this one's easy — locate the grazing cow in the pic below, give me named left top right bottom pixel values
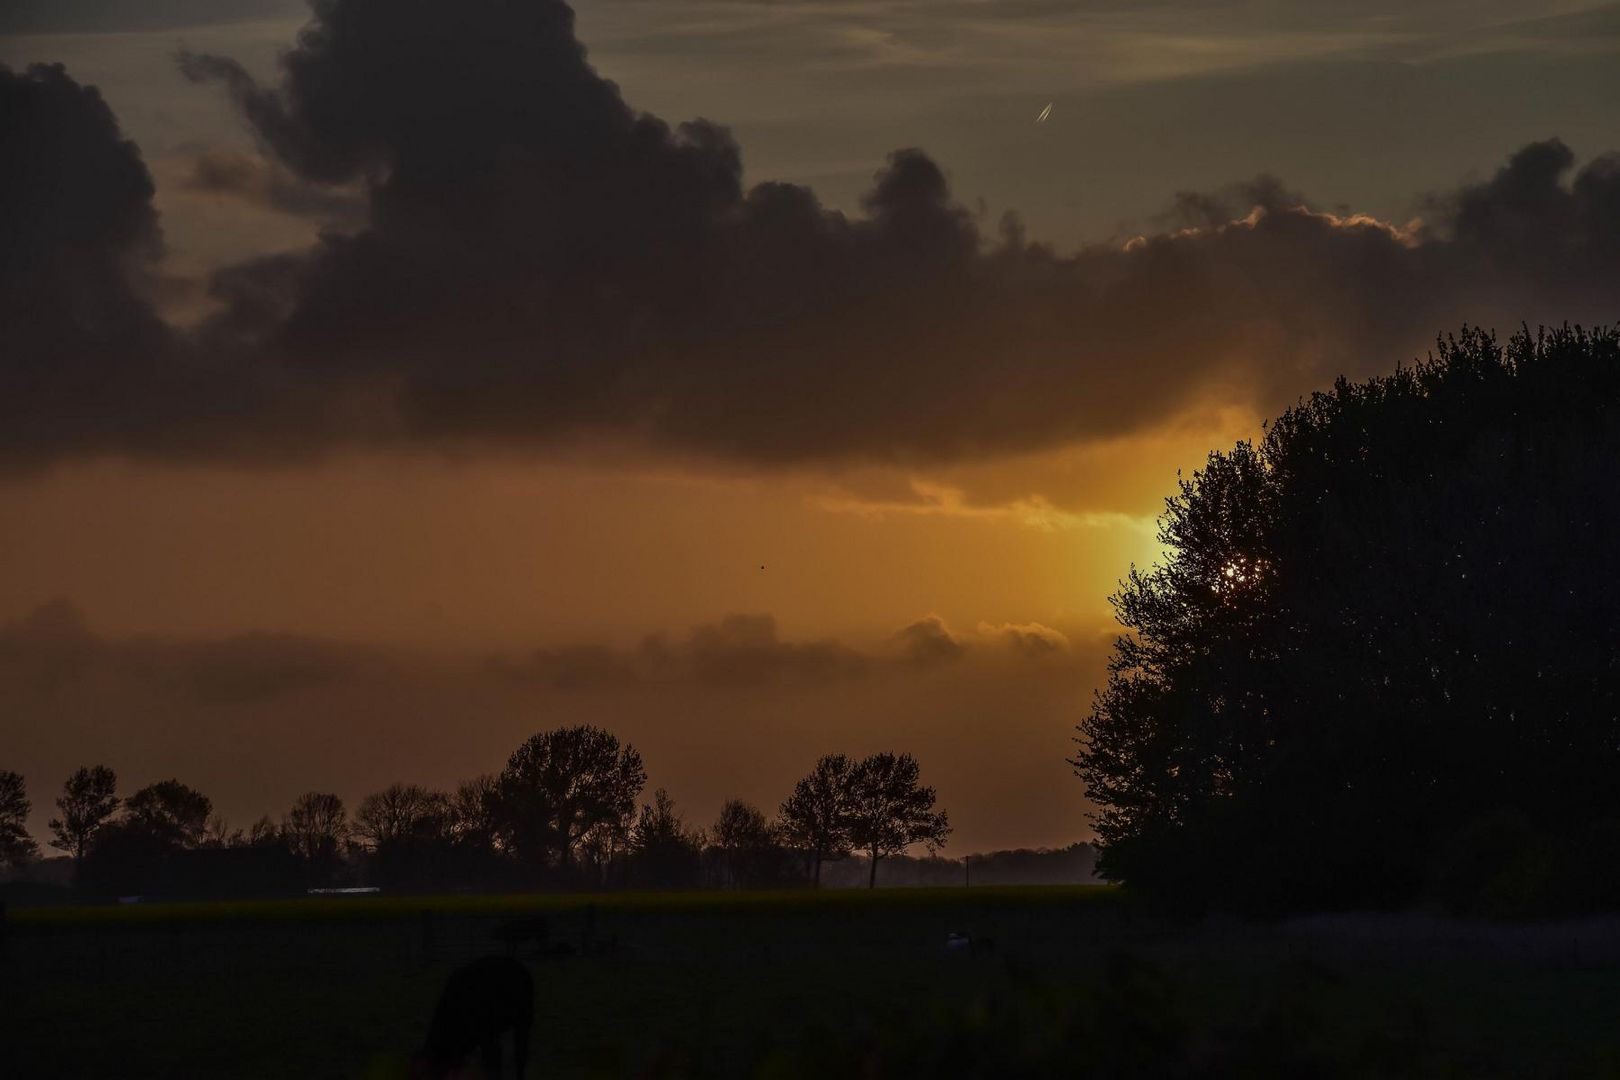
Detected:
left=414, top=955, right=534, bottom=1079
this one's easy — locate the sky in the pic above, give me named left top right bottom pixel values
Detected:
left=3, top=0, right=1619, bottom=853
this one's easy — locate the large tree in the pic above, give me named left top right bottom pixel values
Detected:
left=846, top=753, right=950, bottom=888
left=123, top=779, right=213, bottom=850
left=777, top=753, right=855, bottom=887
left=496, top=726, right=646, bottom=871
left=48, top=765, right=118, bottom=866
left=0, top=771, right=38, bottom=867
left=1074, top=326, right=1620, bottom=913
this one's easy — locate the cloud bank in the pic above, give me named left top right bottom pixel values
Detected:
left=3, top=0, right=1620, bottom=469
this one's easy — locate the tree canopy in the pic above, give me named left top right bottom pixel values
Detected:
left=777, top=753, right=856, bottom=886
left=846, top=752, right=950, bottom=888
left=48, top=765, right=118, bottom=864
left=123, top=779, right=213, bottom=850
left=1074, top=326, right=1620, bottom=913
left=0, top=770, right=37, bottom=867
left=496, top=725, right=646, bottom=872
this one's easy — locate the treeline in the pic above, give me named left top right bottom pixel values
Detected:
left=817, top=843, right=1098, bottom=889
left=0, top=727, right=950, bottom=900
left=1075, top=326, right=1620, bottom=916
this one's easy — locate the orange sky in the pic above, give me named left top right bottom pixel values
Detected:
left=0, top=424, right=1241, bottom=852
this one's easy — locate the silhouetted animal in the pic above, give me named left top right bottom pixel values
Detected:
left=415, top=955, right=533, bottom=1079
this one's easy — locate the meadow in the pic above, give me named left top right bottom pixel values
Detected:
left=6, top=886, right=1620, bottom=1078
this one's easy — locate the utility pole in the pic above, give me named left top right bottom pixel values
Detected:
left=963, top=854, right=971, bottom=887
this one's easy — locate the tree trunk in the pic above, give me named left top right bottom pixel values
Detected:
left=813, top=851, right=822, bottom=890
left=868, top=847, right=878, bottom=889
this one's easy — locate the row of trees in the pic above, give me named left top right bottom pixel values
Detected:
left=0, top=727, right=950, bottom=898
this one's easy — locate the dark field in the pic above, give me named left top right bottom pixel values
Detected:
left=7, top=887, right=1620, bottom=1078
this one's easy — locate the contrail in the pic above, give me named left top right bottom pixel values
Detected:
left=1036, top=102, right=1052, bottom=124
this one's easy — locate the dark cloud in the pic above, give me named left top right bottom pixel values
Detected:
left=1440, top=138, right=1620, bottom=271
left=500, top=614, right=869, bottom=687
left=0, top=63, right=180, bottom=463
left=1159, top=174, right=1313, bottom=231
left=160, top=631, right=362, bottom=702
left=0, top=604, right=1062, bottom=707
left=684, top=614, right=868, bottom=684
left=895, top=615, right=965, bottom=666
left=0, top=598, right=102, bottom=689
left=0, top=601, right=362, bottom=703
left=5, top=3, right=1620, bottom=467
left=493, top=644, right=636, bottom=690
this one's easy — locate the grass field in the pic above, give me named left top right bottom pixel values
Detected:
left=7, top=886, right=1620, bottom=1078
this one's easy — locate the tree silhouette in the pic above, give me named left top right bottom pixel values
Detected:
left=123, top=779, right=213, bottom=849
left=712, top=799, right=775, bottom=888
left=245, top=815, right=283, bottom=849
left=846, top=753, right=950, bottom=888
left=48, top=764, right=118, bottom=867
left=778, top=753, right=855, bottom=887
left=450, top=774, right=501, bottom=849
left=282, top=792, right=349, bottom=873
left=496, top=725, right=646, bottom=873
left=1074, top=325, right=1620, bottom=913
left=0, top=770, right=37, bottom=867
left=355, top=782, right=458, bottom=889
left=630, top=788, right=704, bottom=888
left=355, top=783, right=450, bottom=849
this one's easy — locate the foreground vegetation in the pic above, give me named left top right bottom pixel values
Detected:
left=9, top=886, right=1620, bottom=1078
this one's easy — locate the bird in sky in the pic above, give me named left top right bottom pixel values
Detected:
left=1036, top=102, right=1053, bottom=124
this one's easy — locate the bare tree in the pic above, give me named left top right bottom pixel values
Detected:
left=777, top=754, right=855, bottom=887
left=0, top=770, right=38, bottom=867
left=48, top=765, right=119, bottom=867
left=846, top=753, right=950, bottom=888
left=200, top=814, right=240, bottom=848
left=450, top=774, right=501, bottom=849
left=282, top=791, right=350, bottom=866
left=244, top=815, right=282, bottom=848
left=355, top=783, right=450, bottom=849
